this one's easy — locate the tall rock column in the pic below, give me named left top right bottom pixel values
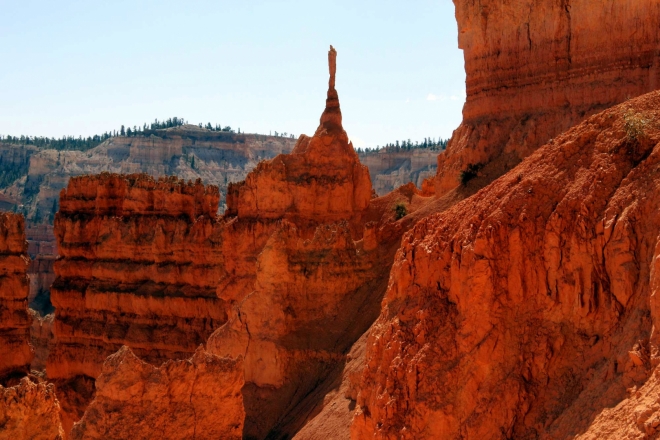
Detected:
left=435, top=0, right=660, bottom=195
left=0, top=212, right=32, bottom=383
left=209, top=46, right=387, bottom=439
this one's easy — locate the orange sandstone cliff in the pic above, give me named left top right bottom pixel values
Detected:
left=0, top=212, right=32, bottom=383
left=434, top=0, right=660, bottom=195
left=48, top=174, right=228, bottom=429
left=352, top=91, right=660, bottom=439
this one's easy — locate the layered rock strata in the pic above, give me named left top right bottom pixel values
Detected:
left=71, top=346, right=244, bottom=440
left=209, top=46, right=375, bottom=439
left=49, top=174, right=227, bottom=381
left=48, top=174, right=228, bottom=431
left=0, top=377, right=64, bottom=439
left=0, top=212, right=32, bottom=383
left=225, top=49, right=371, bottom=226
left=435, top=0, right=660, bottom=195
left=353, top=91, right=660, bottom=439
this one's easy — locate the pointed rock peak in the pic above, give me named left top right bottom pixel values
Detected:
left=328, top=45, right=337, bottom=90
left=321, top=44, right=342, bottom=132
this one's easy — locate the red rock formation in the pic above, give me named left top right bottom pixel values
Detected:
left=226, top=48, right=371, bottom=227
left=0, top=212, right=32, bottom=383
left=207, top=45, right=401, bottom=439
left=71, top=346, right=244, bottom=440
left=352, top=91, right=660, bottom=439
left=434, top=0, right=660, bottom=196
left=0, top=377, right=64, bottom=439
left=30, top=311, right=54, bottom=371
left=48, top=174, right=228, bottom=430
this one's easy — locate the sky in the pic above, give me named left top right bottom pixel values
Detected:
left=0, top=0, right=465, bottom=150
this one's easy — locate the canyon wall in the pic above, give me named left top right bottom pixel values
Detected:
left=353, top=91, right=660, bottom=439
left=0, top=212, right=32, bottom=383
left=435, top=0, right=660, bottom=195
left=48, top=174, right=227, bottom=382
left=48, top=174, right=229, bottom=430
left=0, top=131, right=296, bottom=228
left=360, top=149, right=437, bottom=196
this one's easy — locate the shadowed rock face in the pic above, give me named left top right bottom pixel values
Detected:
left=0, top=212, right=32, bottom=383
left=434, top=0, right=660, bottom=196
left=352, top=91, right=660, bottom=439
left=70, top=346, right=244, bottom=440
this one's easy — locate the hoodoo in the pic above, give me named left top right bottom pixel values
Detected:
left=226, top=45, right=371, bottom=225
left=0, top=213, right=32, bottom=383
left=48, top=173, right=228, bottom=430
left=209, top=45, right=390, bottom=439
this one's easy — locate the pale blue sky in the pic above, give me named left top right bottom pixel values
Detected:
left=0, top=0, right=465, bottom=149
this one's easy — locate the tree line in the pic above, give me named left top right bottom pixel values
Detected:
left=0, top=117, right=241, bottom=151
left=356, top=137, right=448, bottom=154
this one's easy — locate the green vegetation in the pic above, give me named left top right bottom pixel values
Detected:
left=459, top=163, right=484, bottom=186
left=0, top=116, right=241, bottom=151
left=623, top=109, right=651, bottom=141
left=356, top=137, right=448, bottom=155
left=0, top=160, right=29, bottom=189
left=394, top=202, right=408, bottom=219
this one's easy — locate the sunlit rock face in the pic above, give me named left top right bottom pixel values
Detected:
left=434, top=0, right=660, bottom=196
left=70, top=346, right=244, bottom=440
left=0, top=377, right=65, bottom=440
left=353, top=91, right=660, bottom=439
left=0, top=212, right=32, bottom=383
left=47, top=173, right=228, bottom=431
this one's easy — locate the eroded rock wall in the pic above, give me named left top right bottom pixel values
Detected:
left=0, top=212, right=32, bottom=382
left=435, top=0, right=660, bottom=195
left=48, top=174, right=227, bottom=381
left=352, top=91, right=660, bottom=439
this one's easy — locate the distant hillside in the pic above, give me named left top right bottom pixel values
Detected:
left=0, top=125, right=443, bottom=225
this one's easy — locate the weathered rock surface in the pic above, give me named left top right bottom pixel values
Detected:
left=226, top=49, right=371, bottom=226
left=0, top=377, right=64, bottom=440
left=352, top=91, right=660, bottom=439
left=360, top=149, right=437, bottom=197
left=434, top=0, right=660, bottom=196
left=0, top=212, right=32, bottom=383
left=70, top=346, right=244, bottom=440
left=49, top=174, right=227, bottom=381
left=30, top=311, right=54, bottom=372
left=48, top=174, right=228, bottom=431
left=208, top=45, right=399, bottom=439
